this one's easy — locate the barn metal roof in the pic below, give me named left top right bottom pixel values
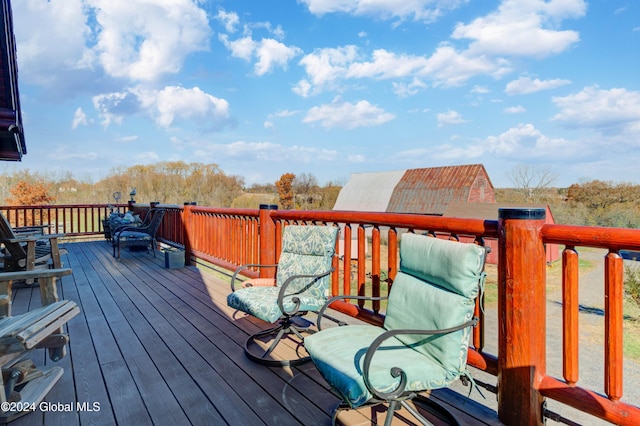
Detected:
left=386, top=164, right=493, bottom=214
left=0, top=0, right=26, bottom=161
left=332, top=170, right=405, bottom=212
left=334, top=164, right=495, bottom=215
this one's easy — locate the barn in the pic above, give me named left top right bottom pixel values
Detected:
left=333, top=164, right=560, bottom=264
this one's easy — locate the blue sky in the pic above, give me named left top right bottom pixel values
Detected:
left=7, top=0, right=640, bottom=188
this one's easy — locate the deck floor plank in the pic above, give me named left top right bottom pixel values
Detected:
left=85, top=243, right=280, bottom=426
left=93, top=243, right=325, bottom=425
left=3, top=240, right=499, bottom=426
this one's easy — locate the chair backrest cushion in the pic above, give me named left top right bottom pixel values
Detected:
left=275, top=226, right=338, bottom=298
left=383, top=233, right=486, bottom=374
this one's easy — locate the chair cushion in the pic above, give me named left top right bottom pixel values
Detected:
left=383, top=271, right=474, bottom=373
left=115, top=231, right=152, bottom=242
left=227, top=286, right=328, bottom=323
left=398, top=233, right=484, bottom=299
left=280, top=226, right=338, bottom=257
left=305, top=325, right=453, bottom=408
left=275, top=226, right=338, bottom=298
left=383, top=234, right=483, bottom=373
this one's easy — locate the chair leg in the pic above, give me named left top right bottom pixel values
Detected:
left=384, top=401, right=400, bottom=426
left=244, top=317, right=312, bottom=367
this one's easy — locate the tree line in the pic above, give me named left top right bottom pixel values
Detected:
left=2, top=162, right=639, bottom=228
left=0, top=162, right=341, bottom=211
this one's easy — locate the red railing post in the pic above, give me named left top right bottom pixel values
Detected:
left=498, top=208, right=546, bottom=426
left=258, top=204, right=278, bottom=278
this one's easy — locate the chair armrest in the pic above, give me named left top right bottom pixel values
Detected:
left=0, top=268, right=72, bottom=283
left=3, top=233, right=65, bottom=243
left=0, top=269, right=73, bottom=316
left=276, top=268, right=334, bottom=316
left=316, top=294, right=388, bottom=330
left=362, top=318, right=479, bottom=401
left=230, top=264, right=278, bottom=291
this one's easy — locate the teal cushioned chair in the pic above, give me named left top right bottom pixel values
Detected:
left=227, top=225, right=338, bottom=366
left=305, top=233, right=487, bottom=425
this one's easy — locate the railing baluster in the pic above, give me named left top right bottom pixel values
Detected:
left=562, top=246, right=579, bottom=386
left=604, top=250, right=623, bottom=402
left=371, top=226, right=380, bottom=313
left=387, top=228, right=397, bottom=294
left=357, top=225, right=366, bottom=308
left=342, top=225, right=352, bottom=298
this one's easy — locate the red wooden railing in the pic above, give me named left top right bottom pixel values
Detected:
left=2, top=202, right=639, bottom=425
left=1, top=203, right=129, bottom=236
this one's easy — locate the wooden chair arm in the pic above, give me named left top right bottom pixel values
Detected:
left=0, top=269, right=73, bottom=316
left=3, top=233, right=65, bottom=243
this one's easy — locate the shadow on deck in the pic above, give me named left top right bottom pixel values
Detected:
left=9, top=240, right=502, bottom=426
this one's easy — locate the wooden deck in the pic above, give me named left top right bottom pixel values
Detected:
left=8, top=240, right=502, bottom=426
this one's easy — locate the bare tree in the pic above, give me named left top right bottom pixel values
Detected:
left=506, top=164, right=557, bottom=203
left=293, top=173, right=320, bottom=209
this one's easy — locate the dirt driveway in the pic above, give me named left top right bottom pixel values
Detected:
left=449, top=247, right=640, bottom=425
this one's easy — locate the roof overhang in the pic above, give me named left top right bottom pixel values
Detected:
left=0, top=0, right=26, bottom=161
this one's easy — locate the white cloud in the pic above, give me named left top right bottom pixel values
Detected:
left=135, top=151, right=160, bottom=163
left=219, top=35, right=257, bottom=60
left=13, top=0, right=95, bottom=94
left=115, top=136, right=139, bottom=143
left=297, top=44, right=510, bottom=96
left=292, top=80, right=313, bottom=98
left=93, top=86, right=231, bottom=130
left=216, top=9, right=240, bottom=33
left=14, top=0, right=210, bottom=86
left=92, top=92, right=134, bottom=127
left=392, top=78, right=428, bottom=97
left=140, top=86, right=231, bottom=129
left=452, top=0, right=586, bottom=58
left=424, top=45, right=511, bottom=86
left=297, top=46, right=359, bottom=94
left=484, top=123, right=577, bottom=158
left=399, top=123, right=578, bottom=164
left=505, top=76, right=571, bottom=95
left=72, top=108, right=89, bottom=129
left=504, top=105, right=526, bottom=114
left=48, top=146, right=99, bottom=161
left=437, top=110, right=467, bottom=126
left=220, top=35, right=302, bottom=75
left=91, top=0, right=210, bottom=81
left=551, top=86, right=640, bottom=136
left=194, top=141, right=338, bottom=164
left=347, top=49, right=430, bottom=79
left=303, top=100, right=395, bottom=129
left=471, top=85, right=490, bottom=94
left=299, top=0, right=466, bottom=23
left=255, top=39, right=302, bottom=75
